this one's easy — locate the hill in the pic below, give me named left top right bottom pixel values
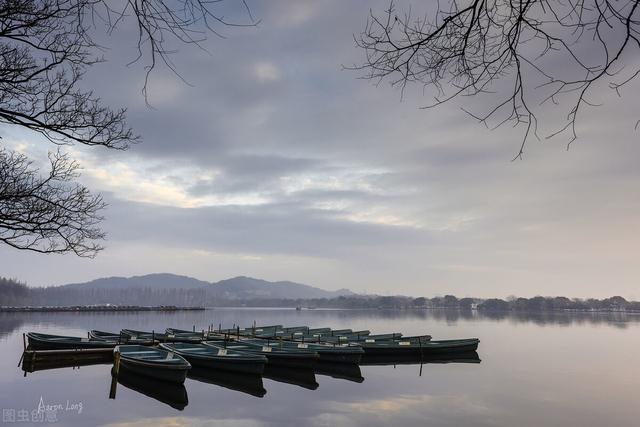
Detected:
left=59, top=273, right=353, bottom=300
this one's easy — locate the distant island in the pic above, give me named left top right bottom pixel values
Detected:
left=1, top=274, right=639, bottom=313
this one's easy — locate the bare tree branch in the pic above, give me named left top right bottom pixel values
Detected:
left=0, top=148, right=105, bottom=257
left=0, top=0, right=255, bottom=255
left=352, top=0, right=640, bottom=158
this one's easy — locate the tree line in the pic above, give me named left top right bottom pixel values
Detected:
left=2, top=277, right=639, bottom=312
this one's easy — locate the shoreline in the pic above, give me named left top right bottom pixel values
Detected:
left=0, top=305, right=205, bottom=312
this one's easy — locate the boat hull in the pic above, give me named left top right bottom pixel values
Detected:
left=361, top=339, right=479, bottom=355
left=26, top=333, right=116, bottom=350
left=118, top=357, right=190, bottom=383
left=181, top=354, right=265, bottom=375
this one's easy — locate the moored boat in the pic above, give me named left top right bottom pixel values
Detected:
left=121, top=329, right=202, bottom=343
left=286, top=332, right=411, bottom=344
left=114, top=345, right=191, bottom=383
left=360, top=338, right=479, bottom=355
left=208, top=339, right=319, bottom=369
left=160, top=342, right=267, bottom=375
left=165, top=328, right=208, bottom=339
left=90, top=330, right=157, bottom=345
left=26, top=332, right=118, bottom=350
left=241, top=338, right=364, bottom=364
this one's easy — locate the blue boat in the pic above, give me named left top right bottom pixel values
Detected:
left=160, top=342, right=267, bottom=374
left=114, top=345, right=191, bottom=383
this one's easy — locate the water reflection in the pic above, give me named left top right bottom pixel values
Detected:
left=315, top=361, right=364, bottom=383
left=21, top=353, right=112, bottom=374
left=263, top=365, right=319, bottom=390
left=113, top=366, right=189, bottom=410
left=18, top=348, right=479, bottom=412
left=187, top=367, right=266, bottom=398
left=3, top=309, right=639, bottom=427
left=360, top=351, right=481, bottom=366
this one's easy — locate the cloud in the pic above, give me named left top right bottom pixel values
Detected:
left=3, top=0, right=640, bottom=298
left=252, top=62, right=281, bottom=82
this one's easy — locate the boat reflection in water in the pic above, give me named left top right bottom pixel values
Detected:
left=112, top=365, right=189, bottom=410
left=188, top=366, right=266, bottom=398
left=18, top=346, right=480, bottom=411
left=314, top=361, right=364, bottom=383
left=360, top=351, right=481, bottom=367
left=20, top=350, right=112, bottom=374
left=262, top=364, right=319, bottom=390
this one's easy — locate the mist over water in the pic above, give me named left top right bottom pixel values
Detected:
left=1, top=308, right=639, bottom=426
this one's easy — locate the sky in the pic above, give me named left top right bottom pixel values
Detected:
left=1, top=0, right=639, bottom=298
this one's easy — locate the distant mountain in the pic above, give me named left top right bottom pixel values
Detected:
left=63, top=273, right=211, bottom=290
left=60, top=273, right=353, bottom=300
left=211, top=276, right=353, bottom=300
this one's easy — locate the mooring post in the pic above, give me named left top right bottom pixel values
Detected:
left=109, top=352, right=120, bottom=400
left=113, top=351, right=121, bottom=376
left=193, top=325, right=195, bottom=332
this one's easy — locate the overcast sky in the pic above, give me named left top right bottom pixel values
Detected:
left=1, top=1, right=639, bottom=298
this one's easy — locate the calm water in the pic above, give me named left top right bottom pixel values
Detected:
left=1, top=308, right=639, bottom=426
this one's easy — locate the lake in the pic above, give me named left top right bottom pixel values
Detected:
left=1, top=308, right=639, bottom=426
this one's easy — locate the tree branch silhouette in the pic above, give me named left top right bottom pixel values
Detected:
left=352, top=0, right=640, bottom=158
left=0, top=0, right=254, bottom=256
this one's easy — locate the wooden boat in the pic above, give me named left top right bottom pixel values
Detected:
left=242, top=326, right=312, bottom=338
left=360, top=338, right=479, bottom=355
left=114, top=345, right=191, bottom=383
left=114, top=366, right=189, bottom=410
left=241, top=338, right=364, bottom=364
left=208, top=339, right=319, bottom=369
left=26, top=332, right=117, bottom=350
left=356, top=334, right=430, bottom=343
left=121, top=329, right=202, bottom=343
left=160, top=342, right=267, bottom=375
left=220, top=325, right=282, bottom=335
left=280, top=326, right=311, bottom=332
left=165, top=328, right=208, bottom=339
left=188, top=367, right=266, bottom=398
left=89, top=330, right=121, bottom=340
left=90, top=330, right=157, bottom=345
left=286, top=332, right=410, bottom=344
